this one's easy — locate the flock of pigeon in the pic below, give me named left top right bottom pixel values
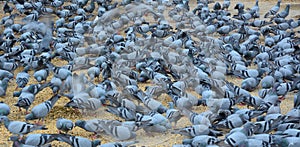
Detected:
left=0, top=0, right=300, bottom=146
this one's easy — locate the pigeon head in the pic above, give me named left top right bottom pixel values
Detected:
left=0, top=116, right=9, bottom=126
left=65, top=122, right=74, bottom=130
left=36, top=76, right=43, bottom=82
left=25, top=113, right=35, bottom=121
left=92, top=140, right=101, bottom=147
left=75, top=120, right=86, bottom=128
left=64, top=100, right=78, bottom=108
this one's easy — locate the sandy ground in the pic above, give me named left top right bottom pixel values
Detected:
left=0, top=0, right=299, bottom=146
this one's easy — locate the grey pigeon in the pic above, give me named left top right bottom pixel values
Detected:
left=222, top=0, right=230, bottom=10
left=273, top=137, right=300, bottom=147
left=182, top=135, right=221, bottom=147
left=106, top=105, right=136, bottom=121
left=56, top=118, right=74, bottom=134
left=98, top=120, right=136, bottom=141
left=18, top=134, right=56, bottom=146
left=271, top=4, right=290, bottom=20
left=241, top=77, right=260, bottom=91
left=0, top=116, right=47, bottom=137
left=14, top=92, right=35, bottom=114
left=16, top=69, right=30, bottom=89
left=100, top=140, right=139, bottom=147
left=0, top=69, right=14, bottom=80
left=75, top=119, right=105, bottom=135
left=33, top=69, right=49, bottom=83
left=225, top=122, right=255, bottom=146
left=56, top=134, right=101, bottom=147
left=238, top=139, right=271, bottom=147
left=215, top=113, right=249, bottom=129
left=171, top=124, right=222, bottom=137
left=0, top=101, right=10, bottom=116
left=264, top=0, right=281, bottom=18
left=138, top=111, right=172, bottom=134
left=261, top=75, right=275, bottom=89
left=9, top=135, right=51, bottom=147
left=166, top=102, right=182, bottom=128
left=25, top=94, right=61, bottom=123
left=49, top=77, right=63, bottom=94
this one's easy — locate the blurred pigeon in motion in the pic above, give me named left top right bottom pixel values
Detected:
left=56, top=118, right=74, bottom=134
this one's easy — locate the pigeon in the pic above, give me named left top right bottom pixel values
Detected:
left=33, top=69, right=49, bottom=83
left=215, top=113, right=249, bottom=129
left=222, top=0, right=230, bottom=10
left=14, top=92, right=35, bottom=114
left=138, top=111, right=172, bottom=134
left=272, top=4, right=290, bottom=20
left=0, top=69, right=14, bottom=80
left=3, top=1, right=13, bottom=14
left=56, top=118, right=74, bottom=134
left=182, top=135, right=221, bottom=147
left=56, top=134, right=101, bottom=147
left=273, top=136, right=300, bottom=147
left=25, top=94, right=61, bottom=124
left=261, top=75, right=275, bottom=89
left=264, top=0, right=281, bottom=18
left=98, top=120, right=136, bottom=141
left=241, top=77, right=260, bottom=91
left=106, top=105, right=136, bottom=121
left=9, top=135, right=52, bottom=147
left=0, top=102, right=10, bottom=116
left=49, top=77, right=63, bottom=94
left=52, top=66, right=72, bottom=81
left=224, top=122, right=255, bottom=146
left=16, top=69, right=30, bottom=89
left=99, top=140, right=139, bottom=147
left=16, top=134, right=56, bottom=146
left=0, top=116, right=47, bottom=137
left=238, top=139, right=271, bottom=147
left=87, top=66, right=101, bottom=82
left=166, top=102, right=182, bottom=128
left=171, top=124, right=222, bottom=137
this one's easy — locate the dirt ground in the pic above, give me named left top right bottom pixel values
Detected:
left=0, top=0, right=299, bottom=146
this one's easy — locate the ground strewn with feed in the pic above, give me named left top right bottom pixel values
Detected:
left=0, top=0, right=299, bottom=147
